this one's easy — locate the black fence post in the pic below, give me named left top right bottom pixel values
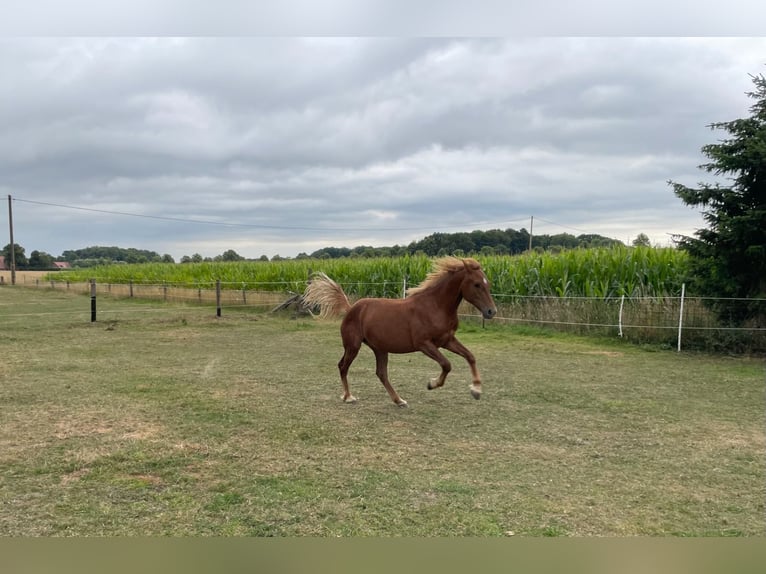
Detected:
left=216, top=280, right=222, bottom=317
left=90, top=279, right=96, bottom=322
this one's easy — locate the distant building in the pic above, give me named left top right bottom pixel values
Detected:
left=0, top=255, right=6, bottom=270
left=53, top=261, right=71, bottom=269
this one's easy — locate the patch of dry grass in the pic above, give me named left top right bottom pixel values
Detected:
left=0, top=286, right=763, bottom=536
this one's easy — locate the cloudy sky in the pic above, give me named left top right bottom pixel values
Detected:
left=1, top=35, right=764, bottom=259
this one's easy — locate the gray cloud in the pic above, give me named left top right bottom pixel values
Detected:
left=1, top=37, right=764, bottom=258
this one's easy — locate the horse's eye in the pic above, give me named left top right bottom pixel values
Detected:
left=474, top=283, right=481, bottom=288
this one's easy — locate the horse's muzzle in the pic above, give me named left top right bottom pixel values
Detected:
left=482, top=307, right=497, bottom=320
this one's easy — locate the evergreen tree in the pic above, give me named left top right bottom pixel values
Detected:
left=669, top=73, right=766, bottom=325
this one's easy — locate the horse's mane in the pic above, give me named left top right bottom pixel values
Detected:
left=407, top=257, right=480, bottom=296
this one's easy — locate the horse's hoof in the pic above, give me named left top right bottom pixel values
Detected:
left=470, top=385, right=482, bottom=400
left=427, top=377, right=439, bottom=390
left=396, top=400, right=409, bottom=408
left=342, top=395, right=358, bottom=404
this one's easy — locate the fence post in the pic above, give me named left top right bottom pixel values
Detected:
left=618, top=295, right=625, bottom=337
left=216, top=280, right=222, bottom=317
left=242, top=282, right=247, bottom=305
left=90, top=279, right=96, bottom=322
left=129, top=280, right=134, bottom=298
left=677, top=283, right=686, bottom=352
left=402, top=275, right=408, bottom=298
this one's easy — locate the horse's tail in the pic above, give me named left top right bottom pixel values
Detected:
left=303, top=272, right=352, bottom=318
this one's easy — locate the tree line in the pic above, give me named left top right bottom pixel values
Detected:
left=0, top=245, right=177, bottom=269
left=2, top=229, right=624, bottom=270
left=304, top=229, right=623, bottom=259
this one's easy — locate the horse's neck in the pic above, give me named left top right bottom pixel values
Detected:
left=428, top=271, right=463, bottom=313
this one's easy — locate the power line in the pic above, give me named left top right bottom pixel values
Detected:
left=14, top=197, right=316, bottom=230
left=532, top=216, right=594, bottom=235
left=13, top=196, right=531, bottom=234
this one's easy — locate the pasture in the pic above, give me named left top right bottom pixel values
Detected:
left=0, top=287, right=763, bottom=536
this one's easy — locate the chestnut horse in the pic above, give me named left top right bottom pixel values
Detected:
left=302, top=257, right=497, bottom=407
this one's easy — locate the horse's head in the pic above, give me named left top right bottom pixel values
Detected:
left=460, top=259, right=497, bottom=320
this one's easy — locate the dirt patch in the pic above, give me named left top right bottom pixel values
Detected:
left=54, top=412, right=163, bottom=442
left=125, top=474, right=164, bottom=486
left=60, top=467, right=92, bottom=485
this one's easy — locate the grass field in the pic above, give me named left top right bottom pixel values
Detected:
left=1, top=287, right=764, bottom=536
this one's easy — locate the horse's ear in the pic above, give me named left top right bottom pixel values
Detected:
left=462, top=258, right=478, bottom=272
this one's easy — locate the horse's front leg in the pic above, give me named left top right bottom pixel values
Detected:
left=443, top=337, right=483, bottom=400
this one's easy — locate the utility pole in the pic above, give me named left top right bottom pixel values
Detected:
left=528, top=215, right=533, bottom=252
left=7, top=194, right=15, bottom=285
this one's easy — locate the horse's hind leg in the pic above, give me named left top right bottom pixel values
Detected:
left=338, top=321, right=363, bottom=403
left=373, top=349, right=408, bottom=407
left=338, top=344, right=360, bottom=403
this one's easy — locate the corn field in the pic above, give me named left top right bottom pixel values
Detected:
left=482, top=245, right=688, bottom=298
left=49, top=246, right=689, bottom=299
